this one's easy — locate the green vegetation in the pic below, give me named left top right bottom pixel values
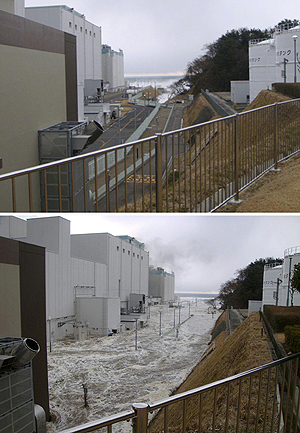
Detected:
left=264, top=305, right=300, bottom=332
left=217, top=258, right=283, bottom=309
left=285, top=325, right=300, bottom=353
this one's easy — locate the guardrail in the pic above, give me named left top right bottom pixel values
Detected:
left=58, top=353, right=300, bottom=433
left=1, top=99, right=299, bottom=212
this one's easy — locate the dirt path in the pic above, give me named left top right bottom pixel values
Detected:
left=216, top=152, right=300, bottom=212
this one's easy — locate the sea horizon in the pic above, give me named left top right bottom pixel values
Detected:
left=176, top=292, right=218, bottom=299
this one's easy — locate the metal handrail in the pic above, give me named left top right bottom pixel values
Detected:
left=57, top=353, right=300, bottom=433
left=59, top=409, right=135, bottom=433
left=1, top=98, right=300, bottom=212
left=0, top=136, right=157, bottom=181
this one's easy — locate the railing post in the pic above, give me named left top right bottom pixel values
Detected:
left=274, top=103, right=279, bottom=170
left=155, top=134, right=163, bottom=212
left=234, top=114, right=240, bottom=202
left=132, top=403, right=148, bottom=433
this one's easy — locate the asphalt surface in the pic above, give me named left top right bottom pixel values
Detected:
left=83, top=104, right=154, bottom=153
left=93, top=104, right=186, bottom=212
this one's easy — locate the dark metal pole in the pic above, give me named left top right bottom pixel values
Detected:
left=287, top=257, right=292, bottom=306
left=159, top=311, right=162, bottom=336
left=135, top=318, right=138, bottom=350
left=48, top=317, right=52, bottom=353
left=276, top=278, right=282, bottom=306
left=107, top=171, right=111, bottom=212
left=293, top=36, right=298, bottom=83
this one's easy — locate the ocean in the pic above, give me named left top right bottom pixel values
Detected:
left=125, top=74, right=184, bottom=90
left=177, top=292, right=218, bottom=300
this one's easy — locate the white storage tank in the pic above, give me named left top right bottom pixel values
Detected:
left=249, top=38, right=276, bottom=102
left=262, top=263, right=283, bottom=307
left=275, top=26, right=300, bottom=83
left=282, top=246, right=300, bottom=306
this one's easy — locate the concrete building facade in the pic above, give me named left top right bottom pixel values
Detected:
left=0, top=5, right=78, bottom=212
left=249, top=24, right=300, bottom=102
left=0, top=235, right=50, bottom=419
left=149, top=266, right=175, bottom=303
left=25, top=5, right=102, bottom=121
left=0, top=216, right=150, bottom=340
left=102, top=44, right=125, bottom=90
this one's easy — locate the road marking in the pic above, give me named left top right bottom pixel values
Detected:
left=126, top=174, right=156, bottom=183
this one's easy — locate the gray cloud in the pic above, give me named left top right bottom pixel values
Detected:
left=25, top=0, right=299, bottom=74
left=63, top=214, right=300, bottom=294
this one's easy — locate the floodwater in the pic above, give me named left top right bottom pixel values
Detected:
left=47, top=299, right=219, bottom=432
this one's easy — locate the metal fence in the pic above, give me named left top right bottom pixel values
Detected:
left=1, top=99, right=299, bottom=212
left=58, top=353, right=300, bottom=433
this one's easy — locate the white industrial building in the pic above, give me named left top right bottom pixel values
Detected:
left=249, top=24, right=300, bottom=102
left=25, top=4, right=102, bottom=121
left=102, top=44, right=125, bottom=91
left=149, top=266, right=175, bottom=303
left=262, top=247, right=300, bottom=307
left=0, top=216, right=150, bottom=340
left=249, top=245, right=300, bottom=313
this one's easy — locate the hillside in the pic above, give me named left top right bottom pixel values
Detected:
left=149, top=312, right=273, bottom=432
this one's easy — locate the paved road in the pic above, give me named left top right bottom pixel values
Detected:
left=229, top=309, right=247, bottom=333
left=83, top=104, right=153, bottom=154
left=93, top=104, right=186, bottom=211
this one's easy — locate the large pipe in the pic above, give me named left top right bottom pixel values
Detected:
left=12, top=338, right=40, bottom=368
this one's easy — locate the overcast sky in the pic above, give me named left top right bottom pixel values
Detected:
left=25, top=0, right=299, bottom=75
left=25, top=213, right=300, bottom=295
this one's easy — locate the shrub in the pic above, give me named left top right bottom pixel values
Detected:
left=272, top=83, right=300, bottom=99
left=264, top=305, right=300, bottom=332
left=285, top=325, right=300, bottom=353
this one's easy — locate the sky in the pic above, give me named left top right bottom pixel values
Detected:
left=23, top=213, right=300, bottom=295
left=24, top=0, right=299, bottom=75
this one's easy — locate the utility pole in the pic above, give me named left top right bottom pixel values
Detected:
left=135, top=318, right=138, bottom=350
left=159, top=311, right=162, bottom=336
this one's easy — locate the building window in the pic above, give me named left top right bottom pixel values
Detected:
left=94, top=33, right=96, bottom=37
left=75, top=24, right=77, bottom=30
left=90, top=30, right=92, bottom=36
left=128, top=251, right=130, bottom=255
left=85, top=29, right=87, bottom=34
left=69, top=22, right=72, bottom=28
left=133, top=253, right=135, bottom=257
left=137, top=254, right=139, bottom=259
left=123, top=248, right=125, bottom=253
left=80, top=27, right=83, bottom=32
left=141, top=256, right=143, bottom=260
left=117, top=246, right=119, bottom=251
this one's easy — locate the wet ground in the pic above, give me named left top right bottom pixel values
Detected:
left=47, top=300, right=219, bottom=432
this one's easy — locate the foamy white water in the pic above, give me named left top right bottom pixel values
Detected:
left=47, top=299, right=219, bottom=432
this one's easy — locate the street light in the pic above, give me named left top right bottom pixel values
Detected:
left=292, top=34, right=298, bottom=83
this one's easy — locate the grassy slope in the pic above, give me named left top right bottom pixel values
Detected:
left=149, top=312, right=273, bottom=432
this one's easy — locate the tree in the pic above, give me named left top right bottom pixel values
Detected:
left=183, top=27, right=271, bottom=93
left=217, top=257, right=283, bottom=309
left=290, top=263, right=300, bottom=306
left=205, top=298, right=218, bottom=310
left=275, top=19, right=300, bottom=31
left=181, top=20, right=299, bottom=94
